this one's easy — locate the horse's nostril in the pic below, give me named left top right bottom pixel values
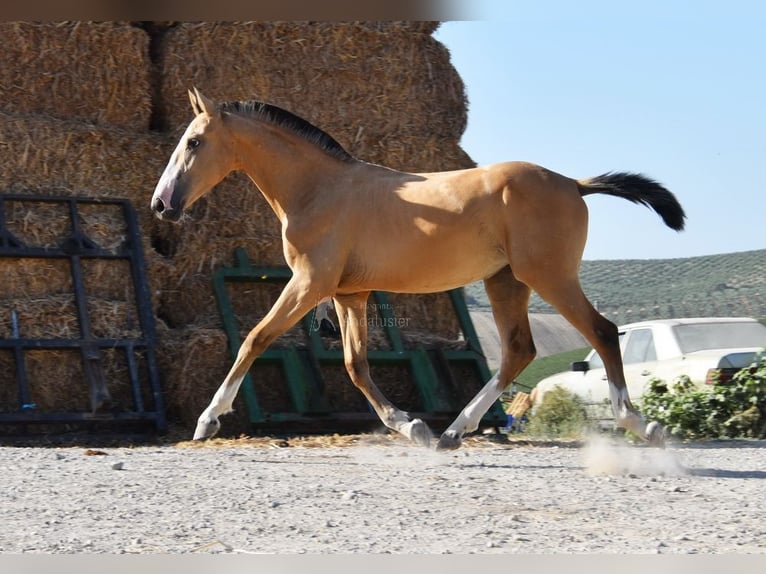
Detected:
left=152, top=197, right=166, bottom=213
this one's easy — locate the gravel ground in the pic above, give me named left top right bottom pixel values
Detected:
left=1, top=434, right=764, bottom=554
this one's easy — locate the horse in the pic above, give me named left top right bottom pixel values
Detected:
left=152, top=88, right=685, bottom=450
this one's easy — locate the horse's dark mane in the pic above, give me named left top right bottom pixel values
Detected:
left=218, top=100, right=354, bottom=162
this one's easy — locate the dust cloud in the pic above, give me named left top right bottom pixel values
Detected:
left=581, top=434, right=686, bottom=476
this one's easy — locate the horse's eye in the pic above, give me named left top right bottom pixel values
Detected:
left=187, top=138, right=200, bottom=150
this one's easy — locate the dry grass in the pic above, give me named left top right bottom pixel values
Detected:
left=171, top=430, right=526, bottom=450
left=157, top=22, right=470, bottom=171
left=0, top=22, right=152, bottom=130
left=0, top=112, right=169, bottom=199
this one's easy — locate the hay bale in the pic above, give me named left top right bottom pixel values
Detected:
left=157, top=22, right=470, bottom=171
left=0, top=112, right=174, bottom=313
left=0, top=294, right=79, bottom=339
left=0, top=22, right=152, bottom=130
left=358, top=136, right=474, bottom=173
left=82, top=259, right=142, bottom=339
left=0, top=348, right=147, bottom=416
left=388, top=291, right=464, bottom=345
left=22, top=350, right=89, bottom=413
left=446, top=362, right=489, bottom=406
left=0, top=294, right=140, bottom=340
left=1, top=197, right=131, bottom=252
left=0, top=256, right=142, bottom=340
left=354, top=22, right=441, bottom=35
left=0, top=351, right=17, bottom=413
left=78, top=202, right=131, bottom=251
left=155, top=326, right=251, bottom=435
left=0, top=112, right=169, bottom=200
left=1, top=200, right=72, bottom=249
left=81, top=258, right=136, bottom=301
left=0, top=257, right=73, bottom=298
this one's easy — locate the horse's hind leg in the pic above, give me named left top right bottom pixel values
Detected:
left=530, top=275, right=665, bottom=446
left=333, top=292, right=432, bottom=447
left=437, top=267, right=536, bottom=451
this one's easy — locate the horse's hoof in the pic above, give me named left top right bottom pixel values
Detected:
left=645, top=421, right=666, bottom=448
left=193, top=418, right=220, bottom=441
left=402, top=418, right=433, bottom=447
left=436, top=430, right=462, bottom=451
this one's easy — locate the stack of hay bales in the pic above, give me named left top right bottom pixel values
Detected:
left=0, top=21, right=476, bottom=434
left=0, top=22, right=152, bottom=129
left=0, top=22, right=163, bottom=419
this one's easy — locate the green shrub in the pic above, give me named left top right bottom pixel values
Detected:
left=527, top=385, right=588, bottom=439
left=641, top=355, right=766, bottom=440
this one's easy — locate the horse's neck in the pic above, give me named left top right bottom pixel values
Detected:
left=232, top=119, right=351, bottom=222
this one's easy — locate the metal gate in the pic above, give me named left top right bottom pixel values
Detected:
left=0, top=194, right=166, bottom=433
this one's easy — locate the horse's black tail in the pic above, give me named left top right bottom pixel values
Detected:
left=577, top=171, right=686, bottom=231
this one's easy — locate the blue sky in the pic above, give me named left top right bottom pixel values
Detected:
left=434, top=1, right=765, bottom=260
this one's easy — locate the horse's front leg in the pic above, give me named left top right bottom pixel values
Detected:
left=333, top=292, right=432, bottom=447
left=193, top=275, right=323, bottom=440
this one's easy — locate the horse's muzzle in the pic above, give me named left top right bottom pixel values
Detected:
left=151, top=196, right=182, bottom=222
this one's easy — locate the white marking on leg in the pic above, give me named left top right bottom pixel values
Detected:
left=608, top=381, right=645, bottom=436
left=608, top=381, right=627, bottom=418
left=368, top=404, right=409, bottom=433
left=366, top=405, right=431, bottom=446
left=209, top=374, right=245, bottom=417
left=193, top=374, right=246, bottom=440
left=445, top=372, right=503, bottom=436
left=382, top=407, right=420, bottom=435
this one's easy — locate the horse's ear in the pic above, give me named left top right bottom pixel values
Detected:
left=194, top=88, right=215, bottom=116
left=189, top=87, right=217, bottom=116
left=188, top=88, right=204, bottom=116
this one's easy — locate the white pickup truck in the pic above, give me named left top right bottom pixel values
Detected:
left=531, top=317, right=766, bottom=420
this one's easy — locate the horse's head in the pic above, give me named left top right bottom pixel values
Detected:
left=151, top=87, right=235, bottom=222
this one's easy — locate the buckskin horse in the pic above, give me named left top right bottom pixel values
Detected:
left=152, top=88, right=685, bottom=449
